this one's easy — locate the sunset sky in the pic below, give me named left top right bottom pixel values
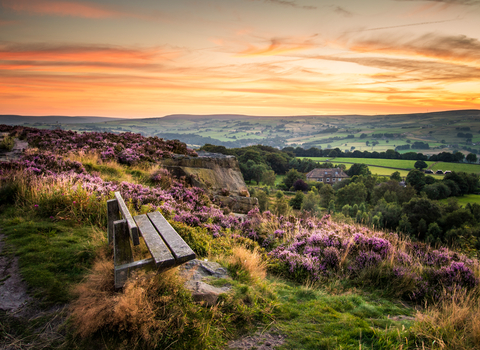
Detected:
left=1, top=0, right=479, bottom=117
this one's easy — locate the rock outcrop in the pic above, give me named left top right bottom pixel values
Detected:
left=178, top=259, right=231, bottom=306
left=160, top=151, right=258, bottom=213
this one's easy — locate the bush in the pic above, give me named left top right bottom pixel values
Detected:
left=0, top=135, right=15, bottom=151
left=293, top=179, right=309, bottom=191
left=289, top=191, right=304, bottom=210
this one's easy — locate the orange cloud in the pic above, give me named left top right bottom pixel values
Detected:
left=338, top=32, right=480, bottom=65
left=1, top=0, right=138, bottom=19
left=237, top=37, right=317, bottom=57
left=0, top=43, right=180, bottom=71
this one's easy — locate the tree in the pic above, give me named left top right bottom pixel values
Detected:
left=282, top=169, right=306, bottom=189
left=336, top=182, right=367, bottom=207
left=346, top=163, right=371, bottom=177
left=274, top=191, right=289, bottom=216
left=454, top=151, right=465, bottom=162
left=266, top=153, right=289, bottom=174
left=444, top=171, right=470, bottom=195
left=256, top=190, right=269, bottom=212
left=301, top=190, right=320, bottom=213
left=262, top=170, right=276, bottom=187
left=319, top=185, right=335, bottom=208
left=402, top=197, right=441, bottom=239
left=390, top=171, right=402, bottom=182
left=373, top=199, right=402, bottom=230
left=424, top=182, right=451, bottom=200
left=414, top=160, right=428, bottom=170
left=238, top=150, right=264, bottom=165
left=406, top=169, right=426, bottom=193
left=293, top=179, right=309, bottom=191
left=342, top=204, right=351, bottom=217
left=466, top=153, right=478, bottom=163
left=289, top=191, right=304, bottom=210
left=426, top=222, right=442, bottom=244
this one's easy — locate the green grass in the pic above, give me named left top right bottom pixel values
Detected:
left=272, top=279, right=415, bottom=350
left=430, top=162, right=480, bottom=174
left=439, top=194, right=480, bottom=207
left=0, top=207, right=104, bottom=304
left=276, top=174, right=286, bottom=185
left=301, top=157, right=435, bottom=169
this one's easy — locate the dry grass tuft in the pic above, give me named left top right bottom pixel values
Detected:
left=70, top=250, right=198, bottom=348
left=227, top=247, right=267, bottom=283
left=413, top=288, right=480, bottom=349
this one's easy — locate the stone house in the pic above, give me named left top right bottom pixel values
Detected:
left=306, top=168, right=349, bottom=184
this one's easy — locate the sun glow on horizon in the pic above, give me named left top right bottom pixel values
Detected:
left=0, top=0, right=479, bottom=117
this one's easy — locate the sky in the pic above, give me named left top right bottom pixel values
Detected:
left=1, top=0, right=480, bottom=117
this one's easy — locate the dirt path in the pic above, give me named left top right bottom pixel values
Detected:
left=0, top=138, right=28, bottom=162
left=226, top=328, right=286, bottom=350
left=0, top=233, right=66, bottom=349
left=0, top=233, right=31, bottom=311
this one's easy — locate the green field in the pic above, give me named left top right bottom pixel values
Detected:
left=301, top=157, right=436, bottom=169
left=302, top=157, right=480, bottom=174
left=440, top=194, right=480, bottom=207
left=430, top=162, right=480, bottom=174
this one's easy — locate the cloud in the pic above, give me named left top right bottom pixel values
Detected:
left=0, top=0, right=152, bottom=19
left=0, top=19, right=16, bottom=26
left=342, top=18, right=460, bottom=33
left=236, top=36, right=318, bottom=56
left=394, top=0, right=479, bottom=5
left=314, top=55, right=480, bottom=83
left=331, top=6, right=353, bottom=17
left=249, top=0, right=316, bottom=10
left=0, top=42, right=183, bottom=73
left=344, top=32, right=480, bottom=64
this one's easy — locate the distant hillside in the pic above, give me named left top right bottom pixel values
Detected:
left=2, top=109, right=480, bottom=154
left=0, top=115, right=120, bottom=125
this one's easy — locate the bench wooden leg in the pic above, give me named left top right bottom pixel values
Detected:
left=114, top=219, right=133, bottom=289
left=107, top=199, right=120, bottom=244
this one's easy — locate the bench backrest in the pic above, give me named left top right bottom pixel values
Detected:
left=107, top=191, right=139, bottom=245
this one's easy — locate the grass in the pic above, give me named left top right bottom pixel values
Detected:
left=412, top=289, right=480, bottom=349
left=0, top=206, right=105, bottom=304
left=270, top=279, right=416, bottom=350
left=439, top=194, right=480, bottom=207
left=430, top=162, right=480, bottom=174
left=301, top=157, right=434, bottom=169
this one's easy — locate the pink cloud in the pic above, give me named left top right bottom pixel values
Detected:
left=2, top=0, right=140, bottom=19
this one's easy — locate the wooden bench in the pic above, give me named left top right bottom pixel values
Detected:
left=107, top=192, right=196, bottom=289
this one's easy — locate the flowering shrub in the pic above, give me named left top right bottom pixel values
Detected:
left=1, top=151, right=86, bottom=175
left=0, top=125, right=197, bottom=164
left=267, top=216, right=478, bottom=302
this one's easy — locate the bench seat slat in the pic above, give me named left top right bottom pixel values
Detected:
left=114, top=191, right=140, bottom=246
left=134, top=214, right=176, bottom=269
left=147, top=211, right=196, bottom=264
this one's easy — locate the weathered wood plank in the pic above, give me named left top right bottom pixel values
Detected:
left=134, top=214, right=175, bottom=269
left=107, top=199, right=120, bottom=244
left=114, top=219, right=134, bottom=289
left=115, top=258, right=155, bottom=289
left=147, top=211, right=196, bottom=264
left=114, top=191, right=140, bottom=246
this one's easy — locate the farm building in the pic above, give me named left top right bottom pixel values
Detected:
left=306, top=168, right=349, bottom=184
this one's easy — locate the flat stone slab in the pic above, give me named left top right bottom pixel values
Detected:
left=178, top=259, right=231, bottom=305
left=178, top=259, right=230, bottom=281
